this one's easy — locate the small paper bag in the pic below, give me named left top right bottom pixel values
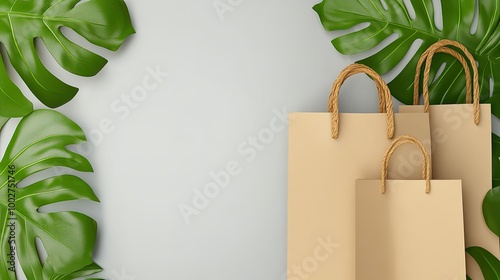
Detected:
left=356, top=135, right=466, bottom=280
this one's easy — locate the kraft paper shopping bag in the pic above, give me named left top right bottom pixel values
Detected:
left=287, top=64, right=432, bottom=280
left=400, top=39, right=500, bottom=279
left=356, top=135, right=466, bottom=280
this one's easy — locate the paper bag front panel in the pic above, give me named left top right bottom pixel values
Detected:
left=287, top=112, right=431, bottom=279
left=355, top=179, right=466, bottom=280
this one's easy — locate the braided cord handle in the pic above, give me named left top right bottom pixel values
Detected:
left=381, top=135, right=431, bottom=194
left=414, top=39, right=480, bottom=125
left=328, top=64, right=394, bottom=139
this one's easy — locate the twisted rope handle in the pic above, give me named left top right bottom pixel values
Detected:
left=328, top=64, right=395, bottom=139
left=381, top=135, right=431, bottom=194
left=413, top=39, right=480, bottom=125
left=414, top=47, right=472, bottom=104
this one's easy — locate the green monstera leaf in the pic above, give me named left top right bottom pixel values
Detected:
left=493, top=133, right=500, bottom=188
left=0, top=0, right=135, bottom=118
left=466, top=246, right=500, bottom=279
left=0, top=110, right=100, bottom=279
left=313, top=0, right=500, bottom=116
left=483, top=186, right=500, bottom=237
left=47, top=262, right=103, bottom=280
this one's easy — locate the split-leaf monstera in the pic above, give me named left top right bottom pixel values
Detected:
left=467, top=247, right=500, bottom=279
left=483, top=186, right=500, bottom=238
left=0, top=110, right=100, bottom=279
left=313, top=0, right=500, bottom=113
left=0, top=0, right=134, bottom=118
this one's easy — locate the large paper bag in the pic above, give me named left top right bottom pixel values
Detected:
left=287, top=64, right=432, bottom=279
left=356, top=135, right=466, bottom=280
left=400, top=40, right=500, bottom=279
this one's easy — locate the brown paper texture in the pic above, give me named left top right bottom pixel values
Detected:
left=400, top=104, right=499, bottom=279
left=355, top=179, right=466, bottom=280
left=287, top=112, right=431, bottom=279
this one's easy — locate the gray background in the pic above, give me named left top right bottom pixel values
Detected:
left=6, top=0, right=499, bottom=279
